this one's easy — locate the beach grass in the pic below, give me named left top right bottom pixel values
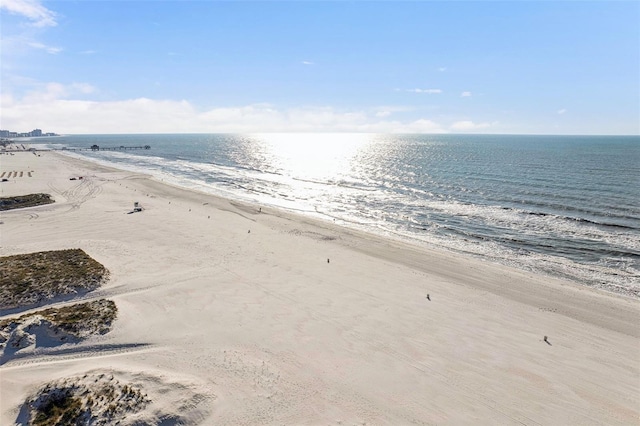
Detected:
left=26, top=373, right=149, bottom=425
left=0, top=193, right=54, bottom=211
left=0, top=299, right=118, bottom=339
left=0, top=249, right=108, bottom=310
left=39, top=299, right=117, bottom=336
left=31, top=390, right=83, bottom=426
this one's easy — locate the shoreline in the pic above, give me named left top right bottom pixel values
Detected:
left=42, top=145, right=640, bottom=300
left=60, top=150, right=640, bottom=309
left=1, top=150, right=638, bottom=424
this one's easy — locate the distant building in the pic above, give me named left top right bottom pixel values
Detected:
left=0, top=128, right=58, bottom=138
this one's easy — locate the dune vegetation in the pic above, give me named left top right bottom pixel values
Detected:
left=0, top=249, right=108, bottom=311
left=0, top=193, right=54, bottom=211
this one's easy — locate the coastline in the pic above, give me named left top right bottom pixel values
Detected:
left=1, top=150, right=638, bottom=424
left=38, top=134, right=640, bottom=300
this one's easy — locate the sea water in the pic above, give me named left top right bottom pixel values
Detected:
left=40, top=133, right=640, bottom=297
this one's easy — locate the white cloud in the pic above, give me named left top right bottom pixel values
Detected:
left=70, top=83, right=96, bottom=94
left=438, top=67, right=447, bottom=72
left=0, top=0, right=58, bottom=27
left=557, top=108, right=567, bottom=115
left=79, top=50, right=97, bottom=55
left=374, top=105, right=411, bottom=118
left=302, top=61, right=314, bottom=65
left=460, top=91, right=472, bottom=97
left=1, top=1, right=61, bottom=59
left=407, top=88, right=442, bottom=94
left=1, top=84, right=452, bottom=134
left=401, top=119, right=446, bottom=133
left=20, top=82, right=96, bottom=102
left=450, top=120, right=493, bottom=131
left=27, top=41, right=62, bottom=54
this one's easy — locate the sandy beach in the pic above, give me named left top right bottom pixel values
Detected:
left=1, top=150, right=638, bottom=425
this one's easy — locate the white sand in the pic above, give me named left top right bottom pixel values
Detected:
left=1, top=150, right=638, bottom=425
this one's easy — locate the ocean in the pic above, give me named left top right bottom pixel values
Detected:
left=38, top=133, right=639, bottom=298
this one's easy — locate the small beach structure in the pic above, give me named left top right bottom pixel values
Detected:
left=128, top=201, right=143, bottom=214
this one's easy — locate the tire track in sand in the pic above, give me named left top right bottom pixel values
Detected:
left=0, top=343, right=155, bottom=370
left=47, top=176, right=104, bottom=211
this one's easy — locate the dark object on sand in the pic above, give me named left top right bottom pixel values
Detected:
left=426, top=294, right=431, bottom=301
left=327, top=258, right=330, bottom=263
left=128, top=201, right=143, bottom=214
left=0, top=193, right=54, bottom=211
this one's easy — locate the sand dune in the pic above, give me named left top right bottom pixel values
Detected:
left=0, top=151, right=638, bottom=425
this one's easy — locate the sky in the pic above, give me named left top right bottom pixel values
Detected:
left=1, top=0, right=638, bottom=135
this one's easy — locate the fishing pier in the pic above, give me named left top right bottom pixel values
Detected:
left=14, top=145, right=151, bottom=152
left=89, top=145, right=151, bottom=151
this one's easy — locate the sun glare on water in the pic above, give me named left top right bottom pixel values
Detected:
left=249, top=133, right=376, bottom=180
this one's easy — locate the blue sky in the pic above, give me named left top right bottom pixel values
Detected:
left=1, top=1, right=638, bottom=134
